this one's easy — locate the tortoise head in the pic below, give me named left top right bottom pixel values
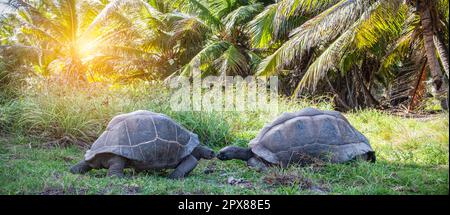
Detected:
left=217, top=146, right=253, bottom=161
left=192, top=145, right=216, bottom=160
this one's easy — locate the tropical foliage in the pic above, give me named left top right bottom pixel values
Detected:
left=1, top=0, right=448, bottom=110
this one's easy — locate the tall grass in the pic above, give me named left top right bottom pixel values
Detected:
left=0, top=100, right=23, bottom=134
left=0, top=58, right=27, bottom=134
left=0, top=57, right=28, bottom=102
left=4, top=79, right=238, bottom=147
left=1, top=78, right=332, bottom=147
left=346, top=110, right=449, bottom=166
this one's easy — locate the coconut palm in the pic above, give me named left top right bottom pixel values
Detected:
left=97, top=0, right=213, bottom=81
left=7, top=0, right=164, bottom=82
left=171, top=0, right=265, bottom=77
left=250, top=0, right=448, bottom=109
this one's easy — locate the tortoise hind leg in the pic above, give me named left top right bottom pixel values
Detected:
left=168, top=155, right=198, bottom=179
left=363, top=152, right=377, bottom=163
left=70, top=160, right=92, bottom=174
left=367, top=151, right=376, bottom=163
left=107, top=156, right=127, bottom=178
left=247, top=157, right=268, bottom=172
left=352, top=151, right=376, bottom=163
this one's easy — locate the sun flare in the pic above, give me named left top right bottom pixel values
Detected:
left=76, top=38, right=100, bottom=57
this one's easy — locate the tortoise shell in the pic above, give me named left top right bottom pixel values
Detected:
left=84, top=110, right=199, bottom=168
left=249, top=108, right=374, bottom=165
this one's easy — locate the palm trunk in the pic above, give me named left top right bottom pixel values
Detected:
left=408, top=59, right=428, bottom=111
left=434, top=34, right=449, bottom=78
left=418, top=0, right=445, bottom=92
left=355, top=67, right=379, bottom=107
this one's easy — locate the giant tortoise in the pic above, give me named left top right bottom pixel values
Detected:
left=70, top=110, right=215, bottom=179
left=217, top=108, right=375, bottom=171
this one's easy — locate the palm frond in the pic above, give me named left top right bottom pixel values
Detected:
left=257, top=0, right=376, bottom=76
left=248, top=0, right=339, bottom=49
left=247, top=4, right=277, bottom=48
left=208, top=0, right=240, bottom=19
left=223, top=3, right=263, bottom=32
left=295, top=0, right=382, bottom=93
left=378, top=10, right=421, bottom=81
left=215, top=44, right=249, bottom=75
left=173, top=0, right=222, bottom=29
left=180, top=40, right=230, bottom=76
left=278, top=0, right=340, bottom=17
left=170, top=13, right=210, bottom=49
left=15, top=4, right=68, bottom=43
left=95, top=45, right=159, bottom=59
left=82, top=0, right=139, bottom=37
left=355, top=2, right=407, bottom=50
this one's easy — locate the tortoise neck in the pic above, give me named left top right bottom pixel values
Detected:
left=231, top=147, right=253, bottom=161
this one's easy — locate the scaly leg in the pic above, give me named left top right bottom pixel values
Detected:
left=107, top=156, right=127, bottom=178
left=247, top=157, right=268, bottom=172
left=70, top=160, right=92, bottom=174
left=168, top=155, right=198, bottom=179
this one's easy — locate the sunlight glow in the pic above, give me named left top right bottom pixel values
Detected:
left=76, top=38, right=99, bottom=57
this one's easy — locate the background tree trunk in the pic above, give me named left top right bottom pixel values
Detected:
left=434, top=34, right=449, bottom=78
left=418, top=0, right=444, bottom=91
left=418, top=0, right=448, bottom=110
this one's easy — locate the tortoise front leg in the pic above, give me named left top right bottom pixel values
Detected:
left=168, top=155, right=198, bottom=179
left=70, top=160, right=92, bottom=174
left=247, top=157, right=268, bottom=172
left=107, top=156, right=127, bottom=178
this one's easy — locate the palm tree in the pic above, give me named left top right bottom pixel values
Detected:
left=250, top=0, right=448, bottom=109
left=94, top=0, right=214, bottom=81
left=171, top=0, right=265, bottom=77
left=417, top=0, right=448, bottom=79
left=8, top=0, right=262, bottom=82
left=7, top=0, right=158, bottom=82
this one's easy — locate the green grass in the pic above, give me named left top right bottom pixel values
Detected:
left=0, top=81, right=448, bottom=194
left=0, top=110, right=448, bottom=194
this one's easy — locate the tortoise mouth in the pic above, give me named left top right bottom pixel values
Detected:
left=216, top=152, right=228, bottom=160
left=206, top=151, right=216, bottom=159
